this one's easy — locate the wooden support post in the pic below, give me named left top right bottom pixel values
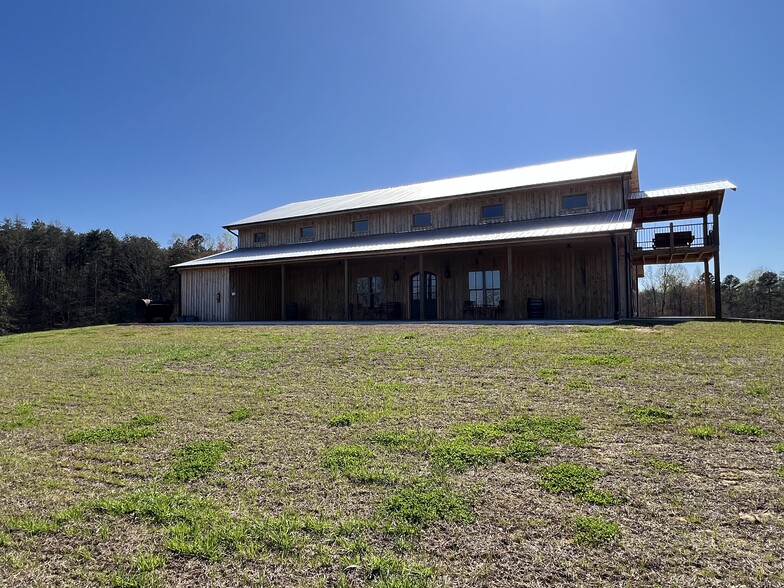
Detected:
left=702, top=215, right=709, bottom=247
left=506, top=246, right=514, bottom=320
left=610, top=236, right=620, bottom=320
left=624, top=236, right=632, bottom=318
left=712, top=198, right=722, bottom=319
left=418, top=254, right=424, bottom=321
left=343, top=259, right=349, bottom=321
left=703, top=259, right=712, bottom=316
left=280, top=264, right=286, bottom=321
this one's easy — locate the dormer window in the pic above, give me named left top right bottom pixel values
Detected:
left=561, top=194, right=588, bottom=210
left=300, top=226, right=315, bottom=240
left=481, top=203, right=504, bottom=220
left=412, top=212, right=432, bottom=228
left=352, top=219, right=369, bottom=234
left=253, top=231, right=267, bottom=245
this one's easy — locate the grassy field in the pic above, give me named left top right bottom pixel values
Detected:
left=0, top=322, right=782, bottom=587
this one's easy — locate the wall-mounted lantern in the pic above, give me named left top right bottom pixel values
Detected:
left=444, top=266, right=451, bottom=279
left=393, top=271, right=400, bottom=282
left=216, top=292, right=221, bottom=303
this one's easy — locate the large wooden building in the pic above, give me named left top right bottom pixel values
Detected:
left=173, top=150, right=735, bottom=321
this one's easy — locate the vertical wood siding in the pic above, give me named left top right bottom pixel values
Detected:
left=237, top=179, right=624, bottom=248
left=180, top=268, right=230, bottom=321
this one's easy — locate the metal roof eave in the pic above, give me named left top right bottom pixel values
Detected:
left=176, top=210, right=634, bottom=270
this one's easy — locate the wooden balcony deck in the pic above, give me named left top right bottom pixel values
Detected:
left=630, top=221, right=716, bottom=264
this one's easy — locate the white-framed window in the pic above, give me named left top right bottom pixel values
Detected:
left=468, top=270, right=501, bottom=307
left=481, top=203, right=504, bottom=220
left=561, top=193, right=588, bottom=211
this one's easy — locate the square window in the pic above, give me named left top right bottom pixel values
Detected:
left=253, top=231, right=267, bottom=244
left=481, top=203, right=504, bottom=219
left=300, top=226, right=315, bottom=239
left=412, top=212, right=432, bottom=227
left=561, top=194, right=588, bottom=210
left=352, top=219, right=369, bottom=233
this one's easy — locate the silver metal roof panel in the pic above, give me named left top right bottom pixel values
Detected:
left=176, top=209, right=634, bottom=269
left=629, top=180, right=736, bottom=199
left=227, top=150, right=638, bottom=227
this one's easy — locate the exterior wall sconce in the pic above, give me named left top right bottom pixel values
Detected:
left=231, top=290, right=236, bottom=296
left=216, top=292, right=221, bottom=303
left=444, top=266, right=451, bottom=279
left=393, top=271, right=400, bottom=282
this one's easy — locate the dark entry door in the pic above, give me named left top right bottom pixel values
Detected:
left=410, top=272, right=437, bottom=320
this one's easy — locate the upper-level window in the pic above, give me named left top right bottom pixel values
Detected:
left=561, top=194, right=588, bottom=210
left=412, top=212, right=432, bottom=227
left=300, top=226, right=315, bottom=240
left=253, top=231, right=267, bottom=244
left=481, top=203, right=504, bottom=220
left=352, top=219, right=369, bottom=234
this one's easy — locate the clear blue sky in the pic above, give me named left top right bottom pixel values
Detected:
left=1, top=1, right=782, bottom=279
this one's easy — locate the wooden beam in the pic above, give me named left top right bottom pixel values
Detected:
left=712, top=197, right=722, bottom=319
left=507, top=246, right=514, bottom=320
left=344, top=259, right=349, bottom=321
left=280, top=264, right=286, bottom=321
left=418, top=254, right=424, bottom=321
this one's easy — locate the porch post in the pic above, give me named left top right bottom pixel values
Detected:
left=344, top=259, right=349, bottom=321
left=507, top=246, right=514, bottom=320
left=703, top=260, right=712, bottom=316
left=418, top=254, right=425, bottom=321
left=280, top=264, right=286, bottom=321
left=712, top=198, right=722, bottom=319
left=610, top=236, right=620, bottom=320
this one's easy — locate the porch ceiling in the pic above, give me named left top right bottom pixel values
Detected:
left=174, top=209, right=634, bottom=270
left=627, top=180, right=736, bottom=223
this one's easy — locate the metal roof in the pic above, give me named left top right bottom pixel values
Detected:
left=176, top=209, right=634, bottom=269
left=226, top=150, right=638, bottom=228
left=628, top=180, right=736, bottom=200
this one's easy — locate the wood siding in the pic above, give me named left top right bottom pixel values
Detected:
left=204, top=237, right=625, bottom=321
left=237, top=179, right=625, bottom=248
left=180, top=268, right=230, bottom=321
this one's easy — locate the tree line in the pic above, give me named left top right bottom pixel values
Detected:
left=637, top=265, right=784, bottom=320
left=0, top=218, right=233, bottom=334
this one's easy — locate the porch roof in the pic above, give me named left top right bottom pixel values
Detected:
left=627, top=180, right=736, bottom=222
left=174, top=209, right=633, bottom=269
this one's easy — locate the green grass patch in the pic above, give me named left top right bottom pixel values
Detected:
left=384, top=478, right=473, bottom=527
left=369, top=429, right=434, bottom=451
left=322, top=444, right=396, bottom=484
left=573, top=516, right=620, bottom=546
left=166, top=440, right=229, bottom=482
left=65, top=414, right=163, bottom=444
left=228, top=407, right=251, bottom=422
left=644, top=457, right=684, bottom=473
left=688, top=425, right=723, bottom=440
left=773, top=441, right=784, bottom=453
left=565, top=353, right=631, bottom=367
left=0, top=403, right=39, bottom=431
left=745, top=381, right=770, bottom=397
left=328, top=409, right=376, bottom=427
left=629, top=406, right=674, bottom=425
left=499, top=415, right=585, bottom=446
left=539, top=463, right=619, bottom=505
left=430, top=438, right=504, bottom=472
left=728, top=422, right=765, bottom=436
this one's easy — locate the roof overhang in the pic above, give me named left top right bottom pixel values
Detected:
left=627, top=180, right=736, bottom=223
left=176, top=209, right=634, bottom=270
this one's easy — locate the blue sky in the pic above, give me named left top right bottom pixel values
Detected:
left=1, top=0, right=781, bottom=279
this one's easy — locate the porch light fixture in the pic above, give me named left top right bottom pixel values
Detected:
left=216, top=292, right=221, bottom=303
left=444, top=266, right=451, bottom=279
left=393, top=271, right=400, bottom=282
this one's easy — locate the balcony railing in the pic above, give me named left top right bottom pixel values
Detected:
left=633, top=221, right=715, bottom=252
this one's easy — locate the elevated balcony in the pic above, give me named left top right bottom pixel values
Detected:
left=631, top=220, right=716, bottom=264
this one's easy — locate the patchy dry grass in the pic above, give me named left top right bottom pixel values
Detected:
left=0, top=322, right=783, bottom=586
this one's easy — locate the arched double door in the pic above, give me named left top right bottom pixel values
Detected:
left=410, top=271, right=437, bottom=320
